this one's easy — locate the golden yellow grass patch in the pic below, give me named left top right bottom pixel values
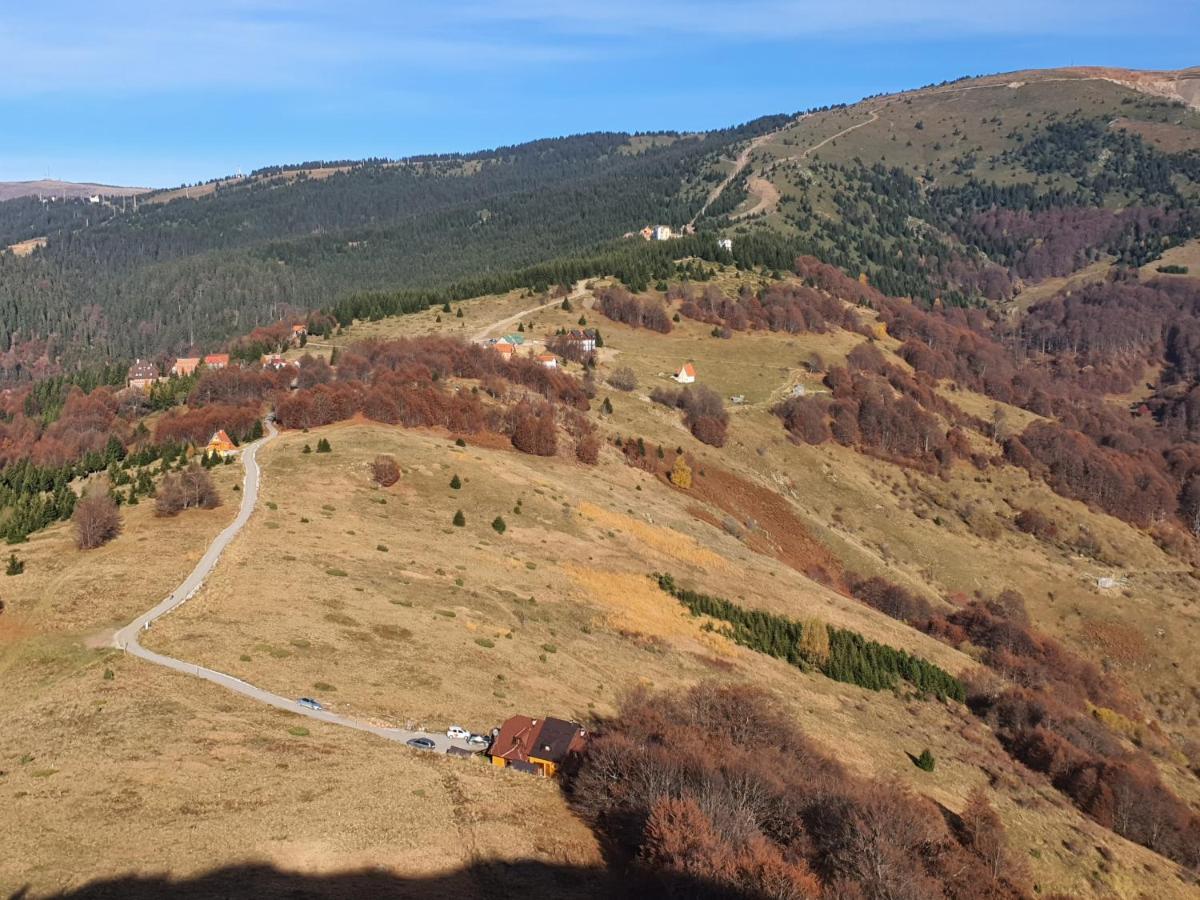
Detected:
left=576, top=501, right=728, bottom=572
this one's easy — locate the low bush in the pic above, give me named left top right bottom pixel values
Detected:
left=371, top=455, right=401, bottom=487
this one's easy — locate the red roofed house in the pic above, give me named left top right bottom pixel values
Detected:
left=205, top=430, right=237, bottom=458
left=204, top=353, right=230, bottom=370
left=126, top=359, right=160, bottom=391
left=537, top=353, right=558, bottom=370
left=171, top=357, right=200, bottom=377
left=489, top=715, right=587, bottom=777
left=494, top=341, right=515, bottom=360
left=673, top=362, right=696, bottom=384
left=261, top=353, right=288, bottom=370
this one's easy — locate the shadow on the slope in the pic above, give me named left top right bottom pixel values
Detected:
left=10, top=859, right=753, bottom=900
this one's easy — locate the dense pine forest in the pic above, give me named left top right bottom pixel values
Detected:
left=0, top=119, right=787, bottom=376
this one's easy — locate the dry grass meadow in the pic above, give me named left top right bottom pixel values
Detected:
left=4, top=272, right=1200, bottom=897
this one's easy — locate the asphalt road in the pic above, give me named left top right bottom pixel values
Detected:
left=113, top=420, right=474, bottom=754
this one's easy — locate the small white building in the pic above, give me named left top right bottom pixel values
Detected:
left=718, top=238, right=733, bottom=252
left=673, top=362, right=696, bottom=384
left=537, top=353, right=558, bottom=369
left=652, top=225, right=672, bottom=241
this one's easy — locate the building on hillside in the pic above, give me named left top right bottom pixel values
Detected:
left=292, top=323, right=308, bottom=338
left=564, top=329, right=597, bottom=353
left=652, top=225, right=672, bottom=241
left=640, top=226, right=654, bottom=240
left=126, top=359, right=160, bottom=391
left=261, top=353, right=288, bottom=370
left=489, top=715, right=587, bottom=777
left=537, top=353, right=558, bottom=369
left=717, top=238, right=733, bottom=252
left=673, top=362, right=696, bottom=384
left=203, top=353, right=230, bottom=370
left=494, top=341, right=515, bottom=360
left=171, top=357, right=200, bottom=378
left=205, top=430, right=237, bottom=457
left=501, top=333, right=525, bottom=346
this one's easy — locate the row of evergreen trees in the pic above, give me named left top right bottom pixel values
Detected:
left=655, top=573, right=964, bottom=702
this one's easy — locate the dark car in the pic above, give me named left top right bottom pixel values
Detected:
left=297, top=697, right=323, bottom=711
left=406, top=737, right=436, bottom=751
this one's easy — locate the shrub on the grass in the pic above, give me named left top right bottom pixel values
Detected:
left=316, top=438, right=332, bottom=453
left=453, top=510, right=466, bottom=527
left=73, top=493, right=122, bottom=550
left=915, top=748, right=936, bottom=772
left=449, top=474, right=462, bottom=489
left=302, top=444, right=312, bottom=454
left=607, top=366, right=637, bottom=391
left=492, top=516, right=507, bottom=534
left=372, top=455, right=401, bottom=487
left=156, top=465, right=220, bottom=517
left=5, top=553, right=24, bottom=575
left=475, top=637, right=495, bottom=648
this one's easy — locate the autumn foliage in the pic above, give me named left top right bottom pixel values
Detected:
left=371, top=455, right=401, bottom=487
left=597, top=286, right=672, bottom=333
left=568, top=684, right=1031, bottom=899
left=155, top=465, right=220, bottom=517
left=73, top=492, right=121, bottom=550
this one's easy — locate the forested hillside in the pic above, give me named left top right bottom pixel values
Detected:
left=4, top=67, right=1200, bottom=383
left=0, top=119, right=787, bottom=376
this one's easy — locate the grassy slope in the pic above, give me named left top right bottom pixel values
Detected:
left=727, top=69, right=1200, bottom=271
left=5, top=219, right=1200, bottom=898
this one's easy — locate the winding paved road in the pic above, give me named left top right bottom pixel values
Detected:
left=113, top=421, right=473, bottom=754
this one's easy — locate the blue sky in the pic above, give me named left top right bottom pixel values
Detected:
left=2, top=1, right=1197, bottom=187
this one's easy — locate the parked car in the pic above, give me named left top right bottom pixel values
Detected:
left=407, top=737, right=436, bottom=751
left=467, top=734, right=491, bottom=748
left=446, top=725, right=470, bottom=740
left=296, top=697, right=323, bottom=711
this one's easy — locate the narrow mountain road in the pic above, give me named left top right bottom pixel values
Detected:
left=688, top=127, right=785, bottom=228
left=471, top=278, right=589, bottom=343
left=113, top=421, right=472, bottom=754
left=730, top=107, right=882, bottom=221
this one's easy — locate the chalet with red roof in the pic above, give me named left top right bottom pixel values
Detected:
left=205, top=430, right=236, bottom=458
left=171, top=357, right=200, bottom=377
left=203, top=353, right=230, bottom=370
left=673, top=361, right=696, bottom=384
left=489, top=715, right=587, bottom=777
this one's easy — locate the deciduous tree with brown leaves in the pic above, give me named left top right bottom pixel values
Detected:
left=73, top=493, right=121, bottom=550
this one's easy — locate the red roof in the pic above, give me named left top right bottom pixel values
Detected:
left=491, top=715, right=587, bottom=765
left=207, top=429, right=235, bottom=450
left=679, top=362, right=696, bottom=376
left=537, top=353, right=556, bottom=361
left=204, top=353, right=230, bottom=366
left=491, top=715, right=539, bottom=763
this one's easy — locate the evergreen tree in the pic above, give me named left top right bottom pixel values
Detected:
left=449, top=474, right=462, bottom=489
left=5, top=553, right=24, bottom=576
left=316, top=438, right=332, bottom=453
left=452, top=509, right=466, bottom=527
left=491, top=516, right=507, bottom=534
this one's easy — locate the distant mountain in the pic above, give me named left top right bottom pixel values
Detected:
left=0, top=179, right=148, bottom=202
left=2, top=65, right=1199, bottom=376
